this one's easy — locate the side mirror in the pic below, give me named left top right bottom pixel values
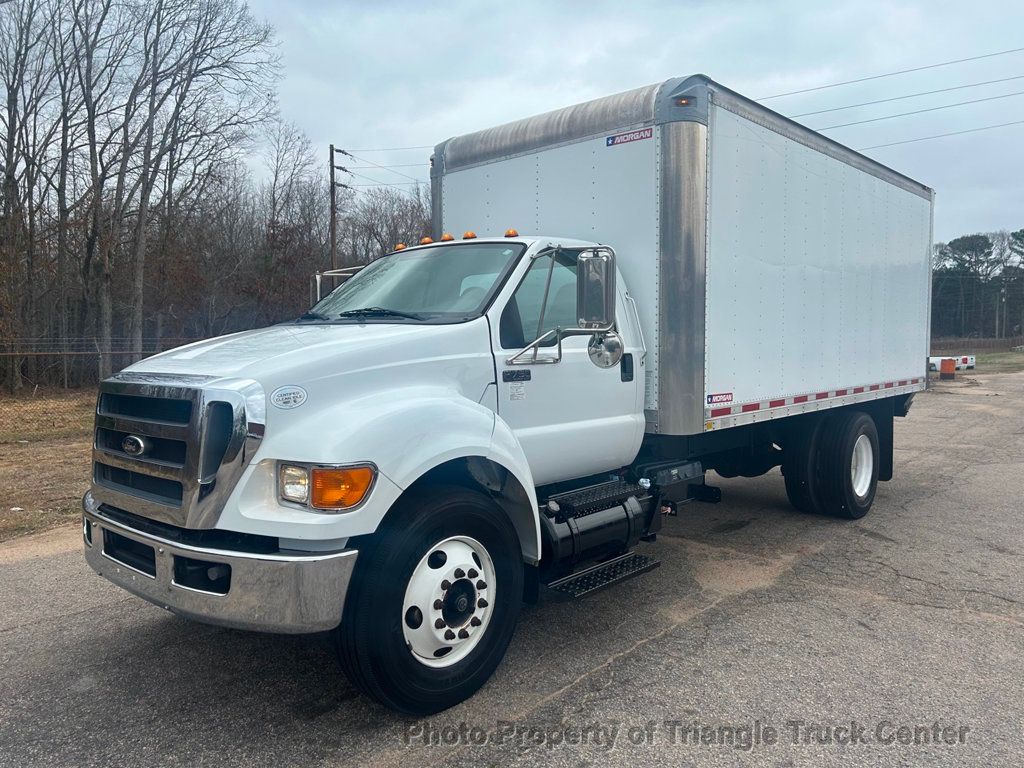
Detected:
left=577, top=249, right=616, bottom=330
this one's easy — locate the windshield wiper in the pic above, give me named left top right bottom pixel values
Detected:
left=296, top=310, right=331, bottom=321
left=335, top=306, right=424, bottom=321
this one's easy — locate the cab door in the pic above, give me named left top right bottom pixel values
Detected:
left=489, top=248, right=644, bottom=486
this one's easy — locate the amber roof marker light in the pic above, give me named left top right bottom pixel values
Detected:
left=504, top=228, right=519, bottom=238
left=463, top=231, right=477, bottom=239
left=440, top=232, right=455, bottom=241
left=394, top=243, right=407, bottom=251
left=419, top=236, right=434, bottom=245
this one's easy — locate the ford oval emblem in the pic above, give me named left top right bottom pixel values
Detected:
left=122, top=435, right=147, bottom=456
left=270, top=385, right=307, bottom=410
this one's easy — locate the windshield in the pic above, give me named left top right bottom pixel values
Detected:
left=308, top=242, right=526, bottom=323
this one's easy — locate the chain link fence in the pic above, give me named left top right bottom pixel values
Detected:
left=0, top=340, right=199, bottom=445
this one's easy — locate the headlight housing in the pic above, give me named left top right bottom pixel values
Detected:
left=279, top=464, right=310, bottom=504
left=277, top=462, right=376, bottom=512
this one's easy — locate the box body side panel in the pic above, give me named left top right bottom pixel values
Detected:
left=702, top=104, right=932, bottom=418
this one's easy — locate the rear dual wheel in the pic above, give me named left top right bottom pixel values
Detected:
left=783, top=410, right=879, bottom=519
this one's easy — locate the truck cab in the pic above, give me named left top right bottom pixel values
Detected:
left=83, top=233, right=660, bottom=711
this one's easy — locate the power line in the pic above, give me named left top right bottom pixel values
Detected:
left=342, top=145, right=432, bottom=152
left=814, top=89, right=1024, bottom=130
left=758, top=46, right=1024, bottom=100
left=790, top=74, right=1024, bottom=117
left=350, top=181, right=423, bottom=187
left=347, top=162, right=428, bottom=169
left=343, top=168, right=425, bottom=196
left=857, top=119, right=1024, bottom=150
left=340, top=149, right=423, bottom=182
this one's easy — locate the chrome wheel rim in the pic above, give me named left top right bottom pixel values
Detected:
left=850, top=433, right=873, bottom=498
left=402, top=535, right=495, bottom=668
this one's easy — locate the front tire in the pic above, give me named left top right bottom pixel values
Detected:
left=335, top=485, right=523, bottom=714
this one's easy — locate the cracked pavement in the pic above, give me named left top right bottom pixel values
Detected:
left=1, top=372, right=1022, bottom=767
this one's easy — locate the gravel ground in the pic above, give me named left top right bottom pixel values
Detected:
left=1, top=372, right=1021, bottom=767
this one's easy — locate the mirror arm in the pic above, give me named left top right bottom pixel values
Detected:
left=506, top=328, right=563, bottom=365
left=532, top=247, right=560, bottom=362
left=505, top=324, right=616, bottom=366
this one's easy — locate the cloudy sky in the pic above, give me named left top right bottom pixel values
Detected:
left=248, top=0, right=1023, bottom=242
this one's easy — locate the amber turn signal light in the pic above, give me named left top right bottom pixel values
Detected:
left=419, top=236, right=433, bottom=245
left=310, top=466, right=375, bottom=510
left=504, top=228, right=519, bottom=237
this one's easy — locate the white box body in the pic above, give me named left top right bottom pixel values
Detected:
left=433, top=76, right=933, bottom=436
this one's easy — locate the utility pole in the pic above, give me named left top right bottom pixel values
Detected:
left=329, top=144, right=353, bottom=269
left=329, top=144, right=337, bottom=270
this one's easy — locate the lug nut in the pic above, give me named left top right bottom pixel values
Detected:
left=434, top=618, right=446, bottom=629
left=454, top=568, right=465, bottom=578
left=433, top=599, right=443, bottom=610
left=458, top=628, right=469, bottom=639
left=444, top=629, right=456, bottom=640
left=476, top=580, right=487, bottom=590
left=467, top=568, right=478, bottom=579
left=477, top=598, right=488, bottom=608
left=441, top=579, right=451, bottom=590
left=470, top=616, right=482, bottom=627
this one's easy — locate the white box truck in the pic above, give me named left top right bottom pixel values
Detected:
left=82, top=75, right=932, bottom=714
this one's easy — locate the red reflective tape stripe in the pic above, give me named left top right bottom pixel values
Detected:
left=835, top=389, right=848, bottom=396
left=815, top=392, right=828, bottom=400
left=741, top=403, right=760, bottom=413
left=853, top=387, right=864, bottom=393
left=769, top=399, right=786, bottom=408
left=897, top=380, right=908, bottom=386
left=710, top=407, right=731, bottom=417
left=884, top=382, right=894, bottom=388
left=869, top=385, right=880, bottom=391
left=793, top=395, right=808, bottom=403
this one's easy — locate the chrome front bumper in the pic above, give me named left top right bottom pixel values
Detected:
left=82, top=496, right=357, bottom=634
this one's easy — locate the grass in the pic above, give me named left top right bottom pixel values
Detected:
left=0, top=389, right=94, bottom=541
left=972, top=350, right=1024, bottom=373
left=0, top=389, right=95, bottom=443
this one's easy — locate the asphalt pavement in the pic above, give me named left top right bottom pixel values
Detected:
left=1, top=371, right=1021, bottom=767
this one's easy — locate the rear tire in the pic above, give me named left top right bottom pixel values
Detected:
left=782, top=418, right=825, bottom=514
left=335, top=486, right=523, bottom=715
left=815, top=410, right=879, bottom=519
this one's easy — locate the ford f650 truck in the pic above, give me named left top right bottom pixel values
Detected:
left=82, top=75, right=932, bottom=714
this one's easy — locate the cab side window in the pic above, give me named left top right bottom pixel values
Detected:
left=500, top=251, right=578, bottom=348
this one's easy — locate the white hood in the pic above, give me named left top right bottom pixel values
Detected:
left=127, top=322, right=472, bottom=380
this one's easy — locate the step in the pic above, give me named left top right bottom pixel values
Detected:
left=546, top=479, right=645, bottom=522
left=547, top=552, right=661, bottom=598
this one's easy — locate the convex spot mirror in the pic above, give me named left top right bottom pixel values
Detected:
left=577, top=249, right=616, bottom=330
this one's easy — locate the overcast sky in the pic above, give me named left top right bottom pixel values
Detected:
left=248, top=0, right=1023, bottom=242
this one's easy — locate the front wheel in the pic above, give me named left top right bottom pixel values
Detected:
left=335, top=486, right=523, bottom=714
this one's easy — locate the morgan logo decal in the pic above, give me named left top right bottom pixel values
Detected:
left=270, top=385, right=307, bottom=409
left=606, top=127, right=653, bottom=147
left=707, top=392, right=733, bottom=405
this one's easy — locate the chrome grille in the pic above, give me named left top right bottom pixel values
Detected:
left=90, top=373, right=264, bottom=529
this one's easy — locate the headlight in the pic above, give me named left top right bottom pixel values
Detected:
left=279, top=464, right=309, bottom=504
left=277, top=462, right=376, bottom=512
